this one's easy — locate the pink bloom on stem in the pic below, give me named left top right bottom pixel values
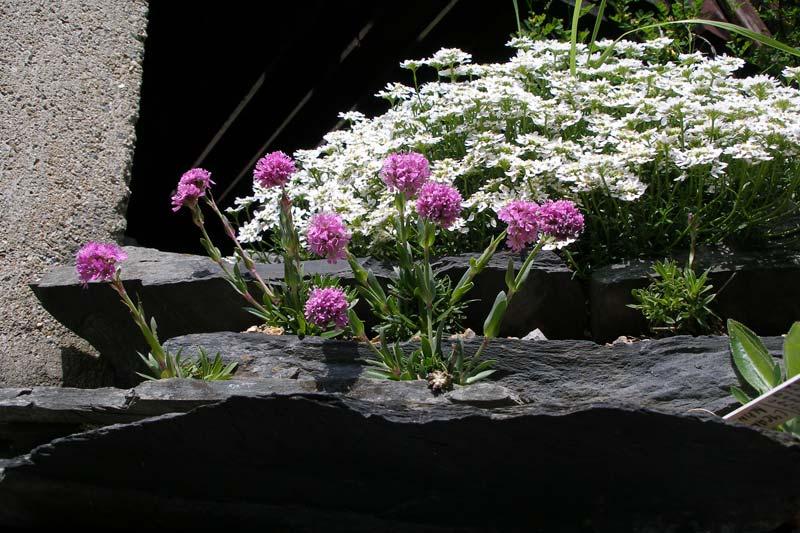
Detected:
left=536, top=200, right=584, bottom=243
left=307, top=213, right=351, bottom=264
left=254, top=151, right=296, bottom=189
left=498, top=200, right=541, bottom=252
left=304, top=287, right=349, bottom=329
left=75, top=242, right=128, bottom=286
left=416, top=182, right=463, bottom=229
left=171, top=168, right=214, bottom=212
left=380, top=152, right=430, bottom=198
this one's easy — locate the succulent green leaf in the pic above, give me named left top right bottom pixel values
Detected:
left=483, top=291, right=508, bottom=339
left=728, top=319, right=779, bottom=395
left=784, top=322, right=800, bottom=379
left=730, top=385, right=752, bottom=406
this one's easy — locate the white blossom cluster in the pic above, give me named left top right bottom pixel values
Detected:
left=232, top=38, right=800, bottom=246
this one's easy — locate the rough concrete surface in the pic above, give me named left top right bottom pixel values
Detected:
left=0, top=1, right=148, bottom=385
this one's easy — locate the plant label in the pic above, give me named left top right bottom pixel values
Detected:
left=724, top=374, right=800, bottom=428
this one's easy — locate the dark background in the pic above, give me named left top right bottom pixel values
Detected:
left=125, top=0, right=538, bottom=254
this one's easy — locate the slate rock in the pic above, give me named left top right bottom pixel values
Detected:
left=29, top=246, right=392, bottom=387
left=521, top=328, right=547, bottom=341
left=164, top=332, right=785, bottom=415
left=0, top=378, right=318, bottom=429
left=1, top=394, right=798, bottom=531
left=32, top=246, right=586, bottom=386
left=445, top=382, right=522, bottom=407
left=590, top=246, right=800, bottom=342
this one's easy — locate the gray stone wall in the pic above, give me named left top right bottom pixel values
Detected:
left=0, top=1, right=148, bottom=386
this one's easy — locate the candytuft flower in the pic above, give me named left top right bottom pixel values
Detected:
left=307, top=213, right=351, bottom=264
left=536, top=200, right=584, bottom=246
left=171, top=168, right=214, bottom=212
left=498, top=200, right=541, bottom=252
left=380, top=152, right=430, bottom=198
left=304, top=287, right=349, bottom=329
left=254, top=151, right=296, bottom=189
left=76, top=242, right=128, bottom=286
left=416, top=182, right=463, bottom=229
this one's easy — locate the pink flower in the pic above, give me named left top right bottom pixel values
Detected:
left=171, top=168, right=214, bottom=212
left=75, top=242, right=128, bottom=286
left=304, top=287, right=349, bottom=329
left=254, top=151, right=296, bottom=189
left=537, top=200, right=584, bottom=244
left=416, top=182, right=463, bottom=229
left=307, top=213, right=351, bottom=264
left=498, top=200, right=541, bottom=252
left=380, top=152, right=430, bottom=198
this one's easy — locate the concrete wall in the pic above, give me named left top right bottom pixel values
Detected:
left=0, top=1, right=148, bottom=386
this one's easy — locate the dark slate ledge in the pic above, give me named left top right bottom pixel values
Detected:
left=0, top=394, right=797, bottom=530
left=164, top=332, right=785, bottom=416
left=31, top=246, right=585, bottom=386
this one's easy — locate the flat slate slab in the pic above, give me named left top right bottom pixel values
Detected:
left=31, top=246, right=586, bottom=386
left=165, top=332, right=784, bottom=415
left=1, top=394, right=797, bottom=531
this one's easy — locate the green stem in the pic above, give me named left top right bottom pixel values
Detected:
left=204, top=195, right=277, bottom=303
left=279, top=189, right=305, bottom=316
left=472, top=336, right=491, bottom=362
left=110, top=275, right=167, bottom=370
left=510, top=240, right=545, bottom=301
left=191, top=205, right=271, bottom=316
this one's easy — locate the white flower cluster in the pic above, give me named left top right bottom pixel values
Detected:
left=232, top=38, right=800, bottom=246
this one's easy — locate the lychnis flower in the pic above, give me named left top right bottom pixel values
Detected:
left=75, top=242, right=128, bottom=286
left=536, top=200, right=584, bottom=246
left=415, top=182, right=463, bottom=229
left=304, top=287, right=349, bottom=328
left=306, top=213, right=351, bottom=264
left=498, top=200, right=541, bottom=252
left=380, top=152, right=430, bottom=198
left=254, top=151, right=296, bottom=189
left=171, top=168, right=214, bottom=212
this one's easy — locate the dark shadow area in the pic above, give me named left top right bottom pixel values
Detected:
left=126, top=1, right=531, bottom=254
left=60, top=345, right=115, bottom=388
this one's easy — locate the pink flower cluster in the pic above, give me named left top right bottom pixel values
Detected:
left=498, top=199, right=584, bottom=252
left=75, top=242, right=128, bottom=286
left=537, top=200, right=585, bottom=243
left=307, top=213, right=351, bottom=264
left=171, top=168, right=214, bottom=212
left=380, top=152, right=430, bottom=198
left=304, top=287, right=349, bottom=328
left=254, top=151, right=296, bottom=189
left=498, top=201, right=542, bottom=252
left=416, top=182, right=463, bottom=229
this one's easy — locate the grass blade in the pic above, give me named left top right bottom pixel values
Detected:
left=595, top=19, right=800, bottom=69
left=569, top=0, right=584, bottom=77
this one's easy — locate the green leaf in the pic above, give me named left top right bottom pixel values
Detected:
left=728, top=319, right=779, bottom=395
left=420, top=336, right=433, bottom=360
left=569, top=0, right=583, bottom=76
left=483, top=291, right=508, bottom=339
left=320, top=329, right=344, bottom=339
left=348, top=309, right=365, bottom=338
left=588, top=0, right=607, bottom=52
left=730, top=385, right=752, bottom=406
left=505, top=256, right=516, bottom=292
left=466, top=369, right=496, bottom=384
left=595, top=19, right=800, bottom=69
left=784, top=322, right=800, bottom=380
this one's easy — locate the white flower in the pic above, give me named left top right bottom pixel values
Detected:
left=231, top=39, right=800, bottom=248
